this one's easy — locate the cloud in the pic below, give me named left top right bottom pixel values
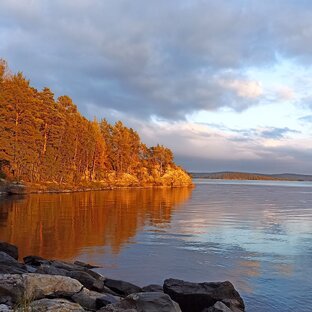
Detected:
left=1, top=0, right=312, bottom=120
left=299, top=115, right=312, bottom=123
left=259, top=127, right=300, bottom=139
left=275, top=86, right=295, bottom=100
left=1, top=0, right=312, bottom=173
left=219, top=79, right=263, bottom=99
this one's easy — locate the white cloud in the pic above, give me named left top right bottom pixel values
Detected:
left=219, top=79, right=263, bottom=99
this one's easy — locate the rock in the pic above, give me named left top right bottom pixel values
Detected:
left=0, top=252, right=27, bottom=274
left=142, top=284, right=163, bottom=292
left=50, top=260, right=84, bottom=272
left=72, top=288, right=118, bottom=311
left=6, top=183, right=26, bottom=195
left=95, top=295, right=120, bottom=309
left=67, top=270, right=97, bottom=290
left=25, top=265, right=37, bottom=273
left=30, top=298, right=85, bottom=311
left=92, top=277, right=119, bottom=295
left=85, top=269, right=104, bottom=280
left=0, top=304, right=13, bottom=311
left=23, top=274, right=83, bottom=299
left=100, top=292, right=181, bottom=312
left=204, top=301, right=232, bottom=312
left=104, top=278, right=142, bottom=296
left=23, top=255, right=50, bottom=267
left=0, top=274, right=25, bottom=304
left=74, top=260, right=101, bottom=269
left=36, top=264, right=68, bottom=276
left=220, top=299, right=245, bottom=312
left=163, top=279, right=245, bottom=312
left=0, top=242, right=18, bottom=260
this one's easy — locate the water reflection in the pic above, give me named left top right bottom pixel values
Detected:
left=0, top=187, right=192, bottom=259
left=1, top=181, right=312, bottom=311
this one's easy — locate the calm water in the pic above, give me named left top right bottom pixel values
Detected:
left=0, top=180, right=312, bottom=311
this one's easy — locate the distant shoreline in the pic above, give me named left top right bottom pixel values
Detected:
left=190, top=171, right=312, bottom=182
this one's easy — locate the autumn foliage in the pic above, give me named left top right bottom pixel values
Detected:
left=0, top=59, right=192, bottom=188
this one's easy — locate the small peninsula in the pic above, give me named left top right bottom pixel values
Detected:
left=0, top=60, right=192, bottom=193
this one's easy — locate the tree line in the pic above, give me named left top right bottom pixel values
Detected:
left=0, top=59, right=192, bottom=187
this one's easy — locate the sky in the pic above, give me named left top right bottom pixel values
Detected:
left=1, top=0, right=312, bottom=174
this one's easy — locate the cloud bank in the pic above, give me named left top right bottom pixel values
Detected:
left=1, top=0, right=312, bottom=173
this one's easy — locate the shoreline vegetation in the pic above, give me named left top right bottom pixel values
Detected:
left=0, top=241, right=245, bottom=312
left=191, top=171, right=312, bottom=181
left=0, top=59, right=193, bottom=191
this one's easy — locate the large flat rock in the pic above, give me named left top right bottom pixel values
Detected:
left=30, top=298, right=85, bottom=312
left=163, top=278, right=245, bottom=312
left=100, top=292, right=181, bottom=312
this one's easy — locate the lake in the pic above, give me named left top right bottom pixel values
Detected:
left=0, top=180, right=311, bottom=311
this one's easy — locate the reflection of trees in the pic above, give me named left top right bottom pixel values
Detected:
left=0, top=187, right=192, bottom=259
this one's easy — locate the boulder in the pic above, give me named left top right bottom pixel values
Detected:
left=30, top=298, right=85, bottom=311
left=0, top=242, right=18, bottom=260
left=72, top=288, right=118, bottom=311
left=6, top=183, right=26, bottom=195
left=142, top=284, right=163, bottom=292
left=104, top=278, right=142, bottom=296
left=204, top=301, right=232, bottom=312
left=163, top=279, right=245, bottom=312
left=92, top=277, right=119, bottom=295
left=0, top=274, right=25, bottom=304
left=36, top=264, right=68, bottom=276
left=221, top=299, right=245, bottom=312
left=24, top=255, right=50, bottom=267
left=23, top=274, right=83, bottom=300
left=0, top=304, right=13, bottom=311
left=95, top=295, right=120, bottom=309
left=74, top=260, right=101, bottom=269
left=67, top=270, right=96, bottom=290
left=50, top=260, right=84, bottom=272
left=0, top=252, right=27, bottom=274
left=100, top=292, right=181, bottom=312
left=25, top=265, right=37, bottom=273
left=85, top=269, right=104, bottom=280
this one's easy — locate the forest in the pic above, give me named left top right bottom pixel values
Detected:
left=0, top=59, right=192, bottom=189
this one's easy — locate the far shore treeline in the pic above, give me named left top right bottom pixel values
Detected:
left=0, top=59, right=192, bottom=189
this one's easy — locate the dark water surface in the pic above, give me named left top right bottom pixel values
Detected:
left=0, top=180, right=312, bottom=311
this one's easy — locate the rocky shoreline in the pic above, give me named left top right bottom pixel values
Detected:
left=0, top=242, right=245, bottom=312
left=0, top=180, right=194, bottom=196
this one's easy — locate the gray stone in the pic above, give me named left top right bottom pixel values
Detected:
left=204, top=301, right=232, bottom=312
left=142, top=284, right=163, bottom=292
left=104, top=278, right=142, bottom=296
left=6, top=183, right=26, bottom=195
left=221, top=299, right=244, bottom=312
left=30, top=298, right=85, bottom=312
left=95, top=294, right=120, bottom=309
left=163, top=278, right=245, bottom=312
left=0, top=274, right=25, bottom=304
left=0, top=242, right=18, bottom=260
left=72, top=288, right=117, bottom=311
left=23, top=273, right=83, bottom=300
left=0, top=252, right=27, bottom=274
left=36, top=264, right=68, bottom=276
left=74, top=260, right=101, bottom=269
left=92, top=277, right=119, bottom=295
left=23, top=255, right=50, bottom=267
left=25, top=264, right=37, bottom=273
left=100, top=292, right=181, bottom=312
left=86, top=268, right=104, bottom=280
left=50, top=260, right=84, bottom=272
left=0, top=304, right=13, bottom=311
left=67, top=270, right=96, bottom=290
